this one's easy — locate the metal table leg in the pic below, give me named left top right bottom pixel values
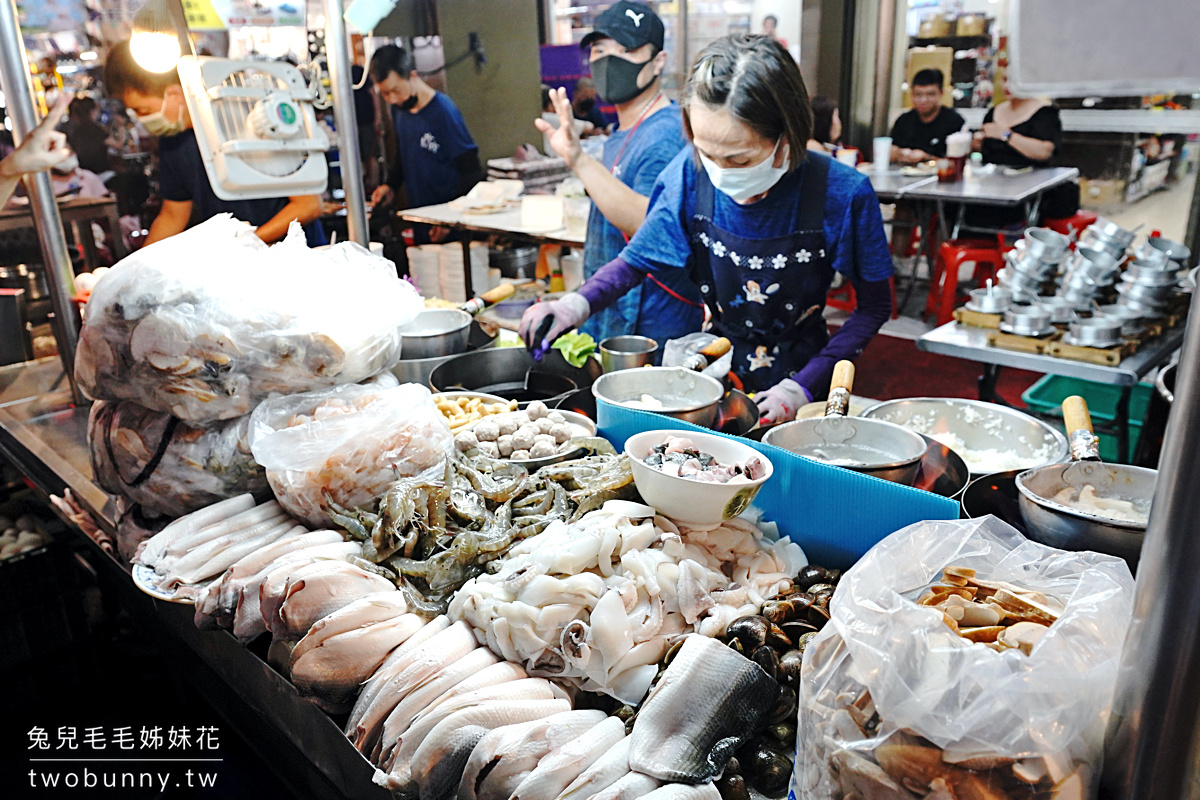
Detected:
left=1115, top=385, right=1131, bottom=464
left=460, top=234, right=474, bottom=299
left=899, top=200, right=935, bottom=312
left=978, top=364, right=1008, bottom=405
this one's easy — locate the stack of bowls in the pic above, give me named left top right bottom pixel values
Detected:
left=1136, top=236, right=1192, bottom=271
left=1056, top=246, right=1121, bottom=309
left=1078, top=218, right=1137, bottom=263
left=997, top=228, right=1069, bottom=302
left=1113, top=259, right=1178, bottom=318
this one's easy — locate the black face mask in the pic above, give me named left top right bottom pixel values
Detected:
left=399, top=94, right=419, bottom=111
left=591, top=54, right=654, bottom=105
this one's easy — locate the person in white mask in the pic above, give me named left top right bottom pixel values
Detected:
left=521, top=34, right=894, bottom=423
left=104, top=41, right=324, bottom=247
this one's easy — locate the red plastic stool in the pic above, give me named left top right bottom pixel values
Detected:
left=1041, top=211, right=1098, bottom=239
left=925, top=239, right=1003, bottom=326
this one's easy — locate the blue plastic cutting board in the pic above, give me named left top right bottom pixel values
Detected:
left=597, top=401, right=959, bottom=570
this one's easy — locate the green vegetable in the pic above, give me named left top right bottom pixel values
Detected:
left=552, top=332, right=597, bottom=368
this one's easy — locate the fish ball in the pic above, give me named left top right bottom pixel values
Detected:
left=497, top=435, right=515, bottom=457
left=550, top=423, right=572, bottom=444
left=474, top=420, right=501, bottom=442
left=547, top=411, right=566, bottom=424
left=534, top=433, right=556, bottom=446
left=455, top=431, right=480, bottom=452
left=511, top=449, right=532, bottom=461
left=527, top=400, right=549, bottom=420
left=512, top=429, right=536, bottom=450
left=496, top=416, right=521, bottom=436
left=530, top=441, right=556, bottom=458
left=477, top=441, right=501, bottom=459
left=536, top=418, right=555, bottom=434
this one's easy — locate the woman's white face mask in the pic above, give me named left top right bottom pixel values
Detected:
left=698, top=138, right=790, bottom=203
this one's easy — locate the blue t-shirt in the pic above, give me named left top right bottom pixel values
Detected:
left=392, top=93, right=477, bottom=208
left=621, top=147, right=894, bottom=285
left=159, top=129, right=326, bottom=247
left=581, top=103, right=693, bottom=344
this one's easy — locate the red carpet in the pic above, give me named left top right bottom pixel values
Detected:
left=850, top=333, right=1042, bottom=404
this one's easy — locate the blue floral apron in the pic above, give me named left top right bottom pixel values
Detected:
left=687, top=154, right=834, bottom=393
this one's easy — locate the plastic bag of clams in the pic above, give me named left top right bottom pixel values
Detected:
left=792, top=516, right=1134, bottom=800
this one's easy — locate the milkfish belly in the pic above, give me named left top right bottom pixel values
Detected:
left=272, top=562, right=395, bottom=639
left=472, top=711, right=606, bottom=800
left=510, top=715, right=627, bottom=800
left=588, top=771, right=661, bottom=800
left=628, top=634, right=779, bottom=783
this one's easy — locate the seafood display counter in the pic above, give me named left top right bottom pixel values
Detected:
left=0, top=359, right=391, bottom=800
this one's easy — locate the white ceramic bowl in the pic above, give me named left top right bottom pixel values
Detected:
left=624, top=429, right=773, bottom=524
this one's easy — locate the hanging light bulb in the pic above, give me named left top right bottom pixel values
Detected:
left=130, top=0, right=182, bottom=73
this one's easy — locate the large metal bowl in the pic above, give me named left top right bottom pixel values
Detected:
left=398, top=308, right=472, bottom=359
left=1015, top=461, right=1156, bottom=566
left=762, top=416, right=926, bottom=485
left=861, top=398, right=1068, bottom=476
left=430, top=347, right=601, bottom=406
left=592, top=367, right=725, bottom=428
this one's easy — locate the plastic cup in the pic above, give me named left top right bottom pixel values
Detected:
left=873, top=137, right=893, bottom=172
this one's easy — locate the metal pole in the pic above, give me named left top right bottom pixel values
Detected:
left=324, top=0, right=369, bottom=247
left=165, top=0, right=196, bottom=57
left=871, top=0, right=896, bottom=139
left=0, top=0, right=82, bottom=403
left=1100, top=289, right=1200, bottom=799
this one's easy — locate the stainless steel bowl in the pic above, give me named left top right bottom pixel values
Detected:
left=1064, top=247, right=1121, bottom=281
left=1064, top=316, right=1124, bottom=348
left=1016, top=462, right=1156, bottom=566
left=1024, top=227, right=1070, bottom=262
left=592, top=367, right=725, bottom=427
left=997, top=267, right=1045, bottom=302
left=1144, top=236, right=1191, bottom=267
left=861, top=397, right=1068, bottom=477
left=762, top=415, right=926, bottom=485
left=1035, top=295, right=1076, bottom=324
left=398, top=308, right=472, bottom=359
left=599, top=335, right=658, bottom=373
left=1122, top=263, right=1180, bottom=286
left=1116, top=280, right=1173, bottom=306
left=1094, top=304, right=1144, bottom=337
left=965, top=284, right=1012, bottom=314
left=1000, top=303, right=1054, bottom=337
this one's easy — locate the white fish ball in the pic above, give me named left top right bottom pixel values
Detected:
left=547, top=411, right=566, bottom=424
left=534, top=433, right=556, bottom=446
left=530, top=441, right=556, bottom=458
left=512, top=429, right=536, bottom=450
left=497, top=435, right=515, bottom=457
left=527, top=400, right=549, bottom=420
left=511, top=449, right=532, bottom=461
left=477, top=441, right=501, bottom=459
left=455, top=431, right=480, bottom=452
left=536, top=418, right=555, bottom=434
left=550, top=423, right=572, bottom=444
left=474, top=420, right=501, bottom=442
left=497, top=416, right=521, bottom=436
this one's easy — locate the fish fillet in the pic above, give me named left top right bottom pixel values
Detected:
left=466, top=711, right=606, bottom=800
left=511, top=715, right=627, bottom=800
left=291, top=594, right=412, bottom=663
left=554, top=734, right=632, bottom=800
left=359, top=646, right=498, bottom=758
left=273, top=563, right=396, bottom=640
left=290, top=613, right=429, bottom=703
left=373, top=660, right=528, bottom=765
left=628, top=635, right=779, bottom=783
left=404, top=699, right=571, bottom=800
left=137, top=494, right=255, bottom=567
left=340, top=621, right=478, bottom=756
left=636, top=784, right=720, bottom=800
left=587, top=771, right=661, bottom=800
left=382, top=679, right=561, bottom=784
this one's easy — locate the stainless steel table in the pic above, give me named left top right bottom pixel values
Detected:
left=918, top=320, right=1185, bottom=461
left=0, top=196, right=128, bottom=270
left=866, top=169, right=937, bottom=202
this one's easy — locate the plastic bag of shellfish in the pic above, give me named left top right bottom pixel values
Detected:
left=792, top=515, right=1134, bottom=800
left=248, top=382, right=452, bottom=528
left=88, top=399, right=269, bottom=518
left=75, top=215, right=423, bottom=423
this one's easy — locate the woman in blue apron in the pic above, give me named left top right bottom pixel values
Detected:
left=521, top=34, right=894, bottom=423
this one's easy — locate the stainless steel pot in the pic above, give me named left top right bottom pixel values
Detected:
left=598, top=335, right=658, bottom=373
left=1016, top=396, right=1156, bottom=566
left=1064, top=316, right=1124, bottom=348
left=1024, top=227, right=1070, bottom=262
left=431, top=346, right=600, bottom=406
left=1064, top=246, right=1121, bottom=281
left=762, top=361, right=927, bottom=485
left=961, top=469, right=1028, bottom=533
left=965, top=283, right=1012, bottom=314
left=1036, top=295, right=1076, bottom=324
left=1123, top=263, right=1180, bottom=287
left=1080, top=218, right=1136, bottom=253
left=861, top=397, right=1068, bottom=477
left=997, top=267, right=1045, bottom=302
left=1143, top=236, right=1191, bottom=267
left=1116, top=280, right=1173, bottom=306
left=398, top=308, right=472, bottom=359
left=592, top=367, right=725, bottom=427
left=1094, top=304, right=1145, bottom=338
left=1000, top=303, right=1054, bottom=337
left=1005, top=248, right=1058, bottom=279
left=391, top=319, right=498, bottom=386
left=1115, top=294, right=1167, bottom=319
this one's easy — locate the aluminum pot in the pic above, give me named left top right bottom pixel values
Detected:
left=391, top=319, right=497, bottom=386
left=1116, top=280, right=1173, bottom=306
left=1015, top=396, right=1156, bottom=567
left=1093, top=304, right=1144, bottom=338
left=861, top=397, right=1068, bottom=477
left=965, top=283, right=1012, bottom=314
left=1005, top=248, right=1058, bottom=279
left=1000, top=303, right=1054, bottom=337
left=1024, top=227, right=1070, bottom=262
left=997, top=267, right=1045, bottom=302
left=762, top=361, right=926, bottom=485
left=398, top=308, right=472, bottom=359
left=1123, top=262, right=1180, bottom=286
left=1064, top=316, right=1124, bottom=348
left=1080, top=218, right=1136, bottom=251
left=1036, top=295, right=1076, bottom=324
left=1115, top=295, right=1167, bottom=319
left=1065, top=246, right=1121, bottom=280
left=592, top=367, right=725, bottom=428
left=1143, top=236, right=1191, bottom=267
left=430, top=346, right=600, bottom=406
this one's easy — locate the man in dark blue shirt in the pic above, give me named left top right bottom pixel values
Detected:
left=104, top=41, right=325, bottom=247
left=368, top=45, right=482, bottom=217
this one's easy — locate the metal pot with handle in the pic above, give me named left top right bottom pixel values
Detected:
left=762, top=360, right=928, bottom=485
left=1016, top=395, right=1156, bottom=567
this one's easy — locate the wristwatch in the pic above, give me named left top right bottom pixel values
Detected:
left=1002, top=130, right=1013, bottom=142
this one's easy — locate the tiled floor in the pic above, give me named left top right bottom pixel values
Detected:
left=1103, top=170, right=1197, bottom=244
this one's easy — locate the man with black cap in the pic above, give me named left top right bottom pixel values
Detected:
left=537, top=0, right=694, bottom=344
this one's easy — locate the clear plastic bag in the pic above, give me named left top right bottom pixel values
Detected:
left=75, top=215, right=423, bottom=422
left=248, top=382, right=452, bottom=527
left=88, top=400, right=269, bottom=518
left=792, top=516, right=1134, bottom=800
left=662, top=332, right=733, bottom=379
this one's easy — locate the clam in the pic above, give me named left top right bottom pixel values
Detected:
left=726, top=615, right=770, bottom=651
left=750, top=645, right=780, bottom=681
left=715, top=774, right=750, bottom=800
left=743, top=740, right=792, bottom=795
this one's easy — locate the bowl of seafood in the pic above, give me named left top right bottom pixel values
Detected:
left=454, top=399, right=598, bottom=470
left=625, top=430, right=773, bottom=524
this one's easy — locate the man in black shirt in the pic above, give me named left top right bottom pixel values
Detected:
left=62, top=97, right=110, bottom=174
left=890, top=69, right=965, bottom=164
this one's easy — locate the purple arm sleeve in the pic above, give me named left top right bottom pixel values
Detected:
left=794, top=278, right=892, bottom=395
left=577, top=256, right=646, bottom=310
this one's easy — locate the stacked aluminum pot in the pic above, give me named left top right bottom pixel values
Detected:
left=1078, top=217, right=1138, bottom=262
left=1057, top=246, right=1122, bottom=309
left=1112, top=259, right=1180, bottom=319
left=997, top=227, right=1070, bottom=302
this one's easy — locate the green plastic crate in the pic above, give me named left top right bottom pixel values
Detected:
left=1021, top=375, right=1153, bottom=463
